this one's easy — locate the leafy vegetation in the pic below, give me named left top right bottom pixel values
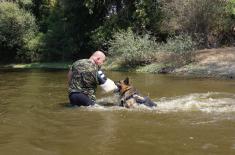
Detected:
left=109, top=28, right=158, bottom=67
left=108, top=29, right=195, bottom=67
left=0, top=2, right=38, bottom=62
left=0, top=0, right=234, bottom=65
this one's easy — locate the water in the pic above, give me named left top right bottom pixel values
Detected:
left=0, top=69, right=235, bottom=155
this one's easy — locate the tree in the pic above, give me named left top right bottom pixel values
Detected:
left=160, top=0, right=233, bottom=47
left=0, top=2, right=38, bottom=62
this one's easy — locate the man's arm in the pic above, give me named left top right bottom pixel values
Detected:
left=67, top=69, right=73, bottom=84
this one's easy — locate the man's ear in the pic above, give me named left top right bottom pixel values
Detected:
left=124, top=77, right=129, bottom=85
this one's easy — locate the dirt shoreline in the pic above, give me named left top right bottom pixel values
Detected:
left=173, top=47, right=235, bottom=79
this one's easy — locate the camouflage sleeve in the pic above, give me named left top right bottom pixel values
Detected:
left=86, top=64, right=99, bottom=86
left=94, top=66, right=101, bottom=85
left=69, top=59, right=100, bottom=88
left=71, top=62, right=80, bottom=73
left=79, top=70, right=98, bottom=88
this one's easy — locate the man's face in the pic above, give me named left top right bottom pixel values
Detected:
left=95, top=56, right=105, bottom=66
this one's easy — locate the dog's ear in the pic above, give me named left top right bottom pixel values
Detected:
left=124, top=77, right=129, bottom=85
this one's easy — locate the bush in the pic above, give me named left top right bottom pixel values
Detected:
left=108, top=28, right=158, bottom=67
left=0, top=2, right=38, bottom=62
left=160, top=35, right=195, bottom=54
left=108, top=30, right=195, bottom=68
left=24, top=32, right=45, bottom=62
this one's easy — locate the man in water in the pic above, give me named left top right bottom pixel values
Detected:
left=67, top=51, right=117, bottom=106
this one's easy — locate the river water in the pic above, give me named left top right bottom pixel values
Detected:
left=0, top=69, right=235, bottom=155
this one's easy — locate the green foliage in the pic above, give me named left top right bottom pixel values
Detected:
left=0, top=0, right=233, bottom=63
left=42, top=3, right=69, bottom=61
left=161, top=35, right=195, bottom=54
left=24, top=32, right=45, bottom=62
left=108, top=29, right=195, bottom=67
left=58, top=0, right=110, bottom=56
left=88, top=0, right=162, bottom=50
left=89, top=25, right=114, bottom=51
left=108, top=28, right=158, bottom=67
left=31, top=0, right=55, bottom=32
left=133, top=0, right=162, bottom=33
left=160, top=0, right=232, bottom=47
left=89, top=14, right=121, bottom=50
left=227, top=0, right=235, bottom=15
left=17, top=0, right=33, bottom=10
left=0, top=2, right=38, bottom=62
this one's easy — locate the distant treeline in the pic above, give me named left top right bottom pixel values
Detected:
left=0, top=0, right=234, bottom=63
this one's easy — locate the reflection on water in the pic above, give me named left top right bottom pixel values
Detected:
left=0, top=69, right=235, bottom=155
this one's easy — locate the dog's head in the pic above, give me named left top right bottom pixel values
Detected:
left=115, top=77, right=131, bottom=95
left=115, top=77, right=157, bottom=108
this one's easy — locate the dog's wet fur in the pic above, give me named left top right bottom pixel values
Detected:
left=115, top=77, right=157, bottom=108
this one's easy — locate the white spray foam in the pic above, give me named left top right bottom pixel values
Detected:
left=85, top=92, right=235, bottom=113
left=156, top=92, right=235, bottom=113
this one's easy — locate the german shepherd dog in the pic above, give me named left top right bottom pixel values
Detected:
left=115, top=77, right=157, bottom=108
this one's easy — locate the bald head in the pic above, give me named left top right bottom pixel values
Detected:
left=89, top=51, right=106, bottom=66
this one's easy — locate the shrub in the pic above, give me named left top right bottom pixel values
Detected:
left=108, top=28, right=158, bottom=67
left=160, top=35, right=195, bottom=54
left=24, top=32, right=45, bottom=62
left=108, top=29, right=196, bottom=68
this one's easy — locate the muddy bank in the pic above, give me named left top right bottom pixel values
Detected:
left=173, top=47, right=235, bottom=79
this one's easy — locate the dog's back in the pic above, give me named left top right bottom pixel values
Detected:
left=116, top=77, right=157, bottom=108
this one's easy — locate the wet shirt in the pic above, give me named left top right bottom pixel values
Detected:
left=68, top=59, right=99, bottom=102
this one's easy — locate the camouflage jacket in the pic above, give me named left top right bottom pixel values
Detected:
left=68, top=59, right=99, bottom=102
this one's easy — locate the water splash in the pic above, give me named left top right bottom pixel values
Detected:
left=156, top=92, right=235, bottom=113
left=87, top=92, right=235, bottom=113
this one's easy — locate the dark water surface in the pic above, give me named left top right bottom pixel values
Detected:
left=0, top=69, right=235, bottom=155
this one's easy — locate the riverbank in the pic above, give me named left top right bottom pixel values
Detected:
left=104, top=47, right=235, bottom=79
left=1, top=47, right=235, bottom=79
left=173, top=47, right=235, bottom=79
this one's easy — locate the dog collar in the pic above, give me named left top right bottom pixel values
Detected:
left=120, top=87, right=132, bottom=96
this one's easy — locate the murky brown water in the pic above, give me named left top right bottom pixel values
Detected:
left=0, top=69, right=235, bottom=155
